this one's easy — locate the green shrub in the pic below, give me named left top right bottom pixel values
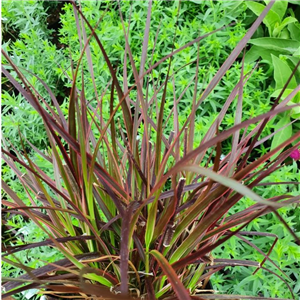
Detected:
left=2, top=0, right=67, bottom=151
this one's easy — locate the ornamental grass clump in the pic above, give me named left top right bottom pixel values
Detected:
left=2, top=1, right=300, bottom=299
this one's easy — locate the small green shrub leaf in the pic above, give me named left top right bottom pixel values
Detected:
left=273, top=17, right=298, bottom=37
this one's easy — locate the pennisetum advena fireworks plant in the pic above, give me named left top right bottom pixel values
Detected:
left=2, top=1, right=300, bottom=299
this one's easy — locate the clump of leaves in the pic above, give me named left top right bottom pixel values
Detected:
left=244, top=0, right=300, bottom=159
left=2, top=1, right=300, bottom=300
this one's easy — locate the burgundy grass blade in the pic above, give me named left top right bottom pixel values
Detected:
left=71, top=1, right=133, bottom=144
left=120, top=204, right=134, bottom=295
left=150, top=250, right=192, bottom=300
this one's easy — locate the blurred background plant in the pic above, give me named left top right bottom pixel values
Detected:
left=2, top=1, right=300, bottom=299
left=244, top=0, right=300, bottom=160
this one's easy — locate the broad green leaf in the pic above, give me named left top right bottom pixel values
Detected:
left=270, top=113, right=292, bottom=160
left=244, top=45, right=262, bottom=64
left=279, top=28, right=290, bottom=39
left=273, top=17, right=298, bottom=37
left=293, top=47, right=300, bottom=58
left=291, top=103, right=300, bottom=119
left=232, top=1, right=244, bottom=10
left=271, top=88, right=300, bottom=104
left=244, top=45, right=282, bottom=65
left=287, top=95, right=300, bottom=119
left=268, top=0, right=288, bottom=22
left=288, top=22, right=300, bottom=41
left=271, top=54, right=297, bottom=90
left=288, top=0, right=300, bottom=4
left=246, top=1, right=280, bottom=34
left=287, top=56, right=300, bottom=80
left=291, top=106, right=300, bottom=119
left=248, top=38, right=300, bottom=54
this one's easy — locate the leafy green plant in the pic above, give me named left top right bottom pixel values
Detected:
left=2, top=1, right=300, bottom=300
left=1, top=0, right=67, bottom=152
left=243, top=0, right=300, bottom=162
left=269, top=53, right=300, bottom=160
left=245, top=0, right=300, bottom=68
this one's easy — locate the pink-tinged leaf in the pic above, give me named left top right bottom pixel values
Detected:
left=155, top=59, right=172, bottom=175
left=156, top=101, right=300, bottom=192
left=71, top=2, right=133, bottom=144
left=75, top=4, right=108, bottom=109
left=154, top=178, right=185, bottom=242
left=271, top=208, right=300, bottom=246
left=145, top=276, right=156, bottom=300
left=2, top=150, right=112, bottom=254
left=2, top=56, right=75, bottom=177
left=2, top=252, right=116, bottom=293
left=118, top=2, right=150, bottom=159
left=184, top=166, right=282, bottom=208
left=120, top=204, right=134, bottom=295
left=110, top=76, right=118, bottom=161
left=2, top=283, right=40, bottom=299
left=194, top=65, right=257, bottom=167
left=2, top=235, right=98, bottom=256
left=143, top=23, right=236, bottom=80
left=139, top=0, right=152, bottom=79
left=150, top=250, right=192, bottom=300
left=155, top=2, right=278, bottom=176
left=227, top=52, right=245, bottom=175
left=187, top=42, right=201, bottom=155
left=172, top=77, right=180, bottom=163
left=1, top=62, right=130, bottom=200
left=171, top=209, right=267, bottom=271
